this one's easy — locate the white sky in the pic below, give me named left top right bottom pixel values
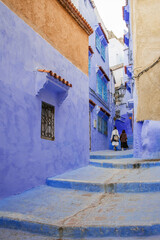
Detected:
left=94, top=0, right=127, bottom=38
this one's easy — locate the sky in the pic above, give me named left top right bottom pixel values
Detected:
left=94, top=0, right=127, bottom=38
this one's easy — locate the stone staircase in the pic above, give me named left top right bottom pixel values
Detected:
left=0, top=150, right=160, bottom=239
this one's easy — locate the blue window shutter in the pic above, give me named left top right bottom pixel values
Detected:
left=102, top=80, right=107, bottom=102
left=97, top=73, right=102, bottom=96
left=96, top=33, right=101, bottom=53
left=124, top=33, right=129, bottom=47
left=101, top=43, right=106, bottom=61
left=104, top=82, right=107, bottom=102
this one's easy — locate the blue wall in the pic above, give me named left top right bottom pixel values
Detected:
left=0, top=2, right=89, bottom=198
left=133, top=88, right=160, bottom=159
left=115, top=113, right=132, bottom=137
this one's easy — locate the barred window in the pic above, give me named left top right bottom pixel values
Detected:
left=41, top=102, right=55, bottom=141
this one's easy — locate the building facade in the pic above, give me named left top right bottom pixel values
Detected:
left=0, top=0, right=93, bottom=198
left=71, top=0, right=114, bottom=151
left=129, top=0, right=160, bottom=159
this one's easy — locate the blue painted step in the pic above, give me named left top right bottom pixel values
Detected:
left=46, top=165, right=160, bottom=193
left=1, top=186, right=160, bottom=238
left=89, top=158, right=160, bottom=169
left=90, top=150, right=134, bottom=160
left=90, top=153, right=133, bottom=160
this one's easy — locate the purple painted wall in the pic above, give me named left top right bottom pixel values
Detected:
left=0, top=2, right=89, bottom=198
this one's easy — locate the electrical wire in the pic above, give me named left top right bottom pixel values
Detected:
left=133, top=56, right=160, bottom=79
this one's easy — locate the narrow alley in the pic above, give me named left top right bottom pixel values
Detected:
left=0, top=0, right=160, bottom=239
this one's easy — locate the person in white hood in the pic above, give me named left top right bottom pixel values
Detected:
left=111, top=126, right=120, bottom=151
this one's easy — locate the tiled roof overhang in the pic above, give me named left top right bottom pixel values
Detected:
left=99, top=66, right=110, bottom=82
left=100, top=107, right=110, bottom=117
left=89, top=46, right=94, bottom=55
left=98, top=23, right=109, bottom=43
left=38, top=69, right=72, bottom=87
left=89, top=99, right=96, bottom=107
left=57, top=0, right=93, bottom=35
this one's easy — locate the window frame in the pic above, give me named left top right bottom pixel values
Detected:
left=41, top=101, right=55, bottom=141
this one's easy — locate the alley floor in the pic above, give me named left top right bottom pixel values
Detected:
left=0, top=150, right=160, bottom=239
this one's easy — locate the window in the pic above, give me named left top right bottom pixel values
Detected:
left=98, top=116, right=102, bottom=133
left=97, top=72, right=102, bottom=96
left=98, top=116, right=108, bottom=136
left=95, top=32, right=106, bottom=61
left=95, top=33, right=101, bottom=53
left=101, top=43, right=106, bottom=61
left=103, top=120, right=108, bottom=136
left=41, top=102, right=55, bottom=141
left=97, top=71, right=108, bottom=102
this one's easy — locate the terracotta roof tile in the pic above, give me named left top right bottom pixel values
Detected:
left=99, top=66, right=110, bottom=81
left=89, top=99, right=96, bottom=107
left=89, top=46, right=94, bottom=54
left=38, top=69, right=72, bottom=87
left=100, top=107, right=110, bottom=117
left=57, top=0, right=93, bottom=35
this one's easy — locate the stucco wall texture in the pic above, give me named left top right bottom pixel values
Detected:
left=131, top=0, right=160, bottom=121
left=1, top=0, right=89, bottom=75
left=0, top=2, right=89, bottom=199
left=133, top=86, right=160, bottom=159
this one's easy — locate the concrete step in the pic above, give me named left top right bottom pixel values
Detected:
left=90, top=158, right=160, bottom=169
left=1, top=229, right=160, bottom=240
left=46, top=165, right=160, bottom=193
left=0, top=186, right=160, bottom=238
left=90, top=150, right=134, bottom=160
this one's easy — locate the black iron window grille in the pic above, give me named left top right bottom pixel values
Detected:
left=41, top=102, right=55, bottom=141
